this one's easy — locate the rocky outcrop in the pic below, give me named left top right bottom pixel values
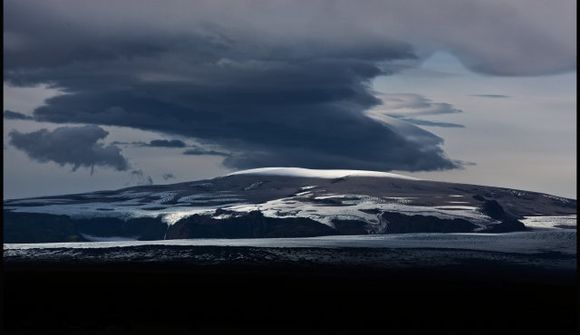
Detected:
left=479, top=199, right=526, bottom=232
left=3, top=211, right=167, bottom=243
left=166, top=210, right=336, bottom=239
left=380, top=212, right=479, bottom=234
left=4, top=212, right=80, bottom=243
left=331, top=219, right=369, bottom=235
left=75, top=216, right=167, bottom=240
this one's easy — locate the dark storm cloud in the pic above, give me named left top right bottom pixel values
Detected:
left=147, top=139, right=187, bottom=148
left=4, top=110, right=33, bottom=120
left=8, top=125, right=130, bottom=172
left=4, top=1, right=574, bottom=77
left=113, top=140, right=225, bottom=154
left=4, top=1, right=574, bottom=172
left=183, top=147, right=231, bottom=157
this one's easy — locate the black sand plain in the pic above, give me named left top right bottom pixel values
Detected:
left=3, top=245, right=577, bottom=333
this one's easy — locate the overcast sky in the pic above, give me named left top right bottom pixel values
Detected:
left=3, top=0, right=576, bottom=199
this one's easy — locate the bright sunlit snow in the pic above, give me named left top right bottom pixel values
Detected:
left=227, top=167, right=420, bottom=180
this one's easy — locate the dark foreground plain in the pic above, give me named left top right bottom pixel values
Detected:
left=2, top=245, right=577, bottom=333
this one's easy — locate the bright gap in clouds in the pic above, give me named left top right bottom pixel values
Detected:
left=376, top=52, right=576, bottom=199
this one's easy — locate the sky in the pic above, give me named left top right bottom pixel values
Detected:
left=3, top=0, right=577, bottom=199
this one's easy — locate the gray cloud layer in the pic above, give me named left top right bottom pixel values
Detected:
left=371, top=94, right=464, bottom=128
left=4, top=110, right=33, bottom=120
left=9, top=125, right=130, bottom=172
left=470, top=94, right=510, bottom=98
left=183, top=147, right=231, bottom=157
left=4, top=0, right=574, bottom=172
left=113, top=139, right=230, bottom=156
left=128, top=169, right=153, bottom=186
left=398, top=119, right=465, bottom=129
left=162, top=173, right=175, bottom=181
left=5, top=0, right=574, bottom=76
left=147, top=139, right=187, bottom=148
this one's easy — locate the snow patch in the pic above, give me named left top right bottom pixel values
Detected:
left=228, top=167, right=419, bottom=180
left=224, top=193, right=492, bottom=230
left=522, top=215, right=576, bottom=230
left=161, top=208, right=217, bottom=225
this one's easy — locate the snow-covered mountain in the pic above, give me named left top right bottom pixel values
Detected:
left=4, top=167, right=576, bottom=243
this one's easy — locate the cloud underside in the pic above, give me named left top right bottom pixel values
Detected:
left=4, top=1, right=574, bottom=173
left=4, top=110, right=33, bottom=120
left=183, top=148, right=230, bottom=157
left=28, top=90, right=459, bottom=171
left=9, top=125, right=129, bottom=172
left=147, top=139, right=187, bottom=148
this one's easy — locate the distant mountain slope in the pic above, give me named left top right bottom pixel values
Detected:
left=4, top=168, right=576, bottom=243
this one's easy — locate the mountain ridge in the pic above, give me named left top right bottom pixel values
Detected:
left=4, top=167, right=576, bottom=243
